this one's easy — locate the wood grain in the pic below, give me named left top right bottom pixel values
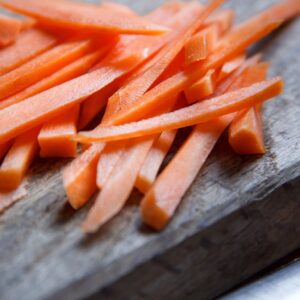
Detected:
left=0, top=1, right=300, bottom=300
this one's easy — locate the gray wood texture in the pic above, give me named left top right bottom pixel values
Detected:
left=0, top=1, right=300, bottom=300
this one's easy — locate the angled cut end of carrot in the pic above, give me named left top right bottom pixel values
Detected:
left=0, top=14, right=22, bottom=47
left=184, top=31, right=208, bottom=65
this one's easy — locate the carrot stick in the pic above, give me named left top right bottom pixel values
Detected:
left=0, top=141, right=12, bottom=160
left=82, top=136, right=155, bottom=233
left=96, top=141, right=127, bottom=188
left=218, top=54, right=246, bottom=81
left=92, top=0, right=291, bottom=127
left=0, top=49, right=106, bottom=110
left=205, top=9, right=235, bottom=34
left=38, top=105, right=79, bottom=158
left=0, top=14, right=22, bottom=47
left=0, top=128, right=39, bottom=190
left=62, top=3, right=188, bottom=209
left=0, top=38, right=98, bottom=100
left=0, top=182, right=27, bottom=213
left=102, top=0, right=224, bottom=126
left=136, top=129, right=177, bottom=194
left=63, top=143, right=105, bottom=209
left=76, top=77, right=283, bottom=143
left=229, top=62, right=270, bottom=154
left=184, top=69, right=216, bottom=104
left=0, top=0, right=168, bottom=35
left=20, top=17, right=36, bottom=30
left=140, top=57, right=267, bottom=230
left=0, top=28, right=57, bottom=76
left=78, top=82, right=119, bottom=130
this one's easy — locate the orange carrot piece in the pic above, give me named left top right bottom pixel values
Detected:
left=184, top=69, right=216, bottom=104
left=0, top=141, right=12, bottom=160
left=62, top=3, right=188, bottom=209
left=136, top=129, right=177, bottom=194
left=0, top=14, right=22, bottom=47
left=0, top=128, right=39, bottom=190
left=63, top=143, right=105, bottom=209
left=76, top=78, right=283, bottom=143
left=140, top=57, right=267, bottom=230
left=229, top=62, right=270, bottom=154
left=101, top=2, right=136, bottom=16
left=78, top=82, right=119, bottom=130
left=205, top=9, right=235, bottom=34
left=96, top=141, right=126, bottom=188
left=218, top=54, right=246, bottom=81
left=141, top=117, right=233, bottom=230
left=184, top=31, right=208, bottom=64
left=102, top=0, right=224, bottom=126
left=1, top=0, right=168, bottom=35
left=91, top=0, right=290, bottom=127
left=0, top=39, right=97, bottom=100
left=20, top=17, right=36, bottom=30
left=38, top=106, right=79, bottom=158
left=0, top=182, right=27, bottom=213
left=0, top=28, right=57, bottom=76
left=82, top=137, right=155, bottom=233
left=0, top=49, right=106, bottom=110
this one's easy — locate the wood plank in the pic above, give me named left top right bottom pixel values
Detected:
left=0, top=1, right=300, bottom=300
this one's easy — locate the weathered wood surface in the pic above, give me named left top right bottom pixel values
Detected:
left=0, top=1, right=300, bottom=300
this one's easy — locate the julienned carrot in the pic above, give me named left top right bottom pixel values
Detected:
left=140, top=57, right=266, bottom=230
left=0, top=14, right=22, bottom=47
left=78, top=82, right=119, bottom=130
left=76, top=78, right=283, bottom=143
left=0, top=49, right=106, bottom=110
left=0, top=128, right=39, bottom=190
left=102, top=0, right=224, bottom=125
left=62, top=3, right=187, bottom=209
left=38, top=105, right=79, bottom=158
left=136, top=130, right=177, bottom=194
left=0, top=182, right=27, bottom=213
left=0, top=28, right=57, bottom=76
left=1, top=0, right=168, bottom=35
left=63, top=143, right=105, bottom=209
left=100, top=2, right=136, bottom=16
left=91, top=3, right=284, bottom=127
left=141, top=116, right=233, bottom=230
left=205, top=9, right=235, bottom=34
left=82, top=137, right=155, bottom=233
left=229, top=62, right=269, bottom=154
left=184, top=69, right=216, bottom=104
left=96, top=141, right=127, bottom=188
left=20, top=17, right=36, bottom=30
left=0, top=141, right=12, bottom=160
left=0, top=38, right=98, bottom=100
left=218, top=54, right=246, bottom=81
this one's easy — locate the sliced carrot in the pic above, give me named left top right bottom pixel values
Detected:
left=140, top=57, right=267, bottom=230
left=78, top=82, right=119, bottom=130
left=20, top=17, right=36, bottom=30
left=0, top=128, right=39, bottom=190
left=229, top=62, right=270, bottom=154
left=0, top=182, right=27, bottom=213
left=0, top=49, right=106, bottom=110
left=205, top=9, right=235, bottom=34
left=184, top=31, right=208, bottom=64
left=218, top=54, right=246, bottom=81
left=76, top=77, right=283, bottom=143
left=0, top=14, right=22, bottom=47
left=63, top=143, right=105, bottom=209
left=141, top=116, right=233, bottom=230
left=0, top=38, right=98, bottom=100
left=1, top=0, right=168, bottom=35
left=62, top=3, right=188, bottom=209
left=0, top=28, right=57, bottom=76
left=38, top=105, right=79, bottom=158
left=82, top=136, right=155, bottom=233
left=184, top=69, right=217, bottom=104
left=96, top=141, right=127, bottom=188
left=136, top=129, right=177, bottom=194
left=101, top=2, right=136, bottom=16
left=0, top=141, right=12, bottom=160
left=102, top=0, right=224, bottom=126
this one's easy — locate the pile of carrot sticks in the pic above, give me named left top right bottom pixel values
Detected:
left=0, top=0, right=299, bottom=232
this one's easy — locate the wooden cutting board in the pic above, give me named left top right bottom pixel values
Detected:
left=0, top=1, right=300, bottom=300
